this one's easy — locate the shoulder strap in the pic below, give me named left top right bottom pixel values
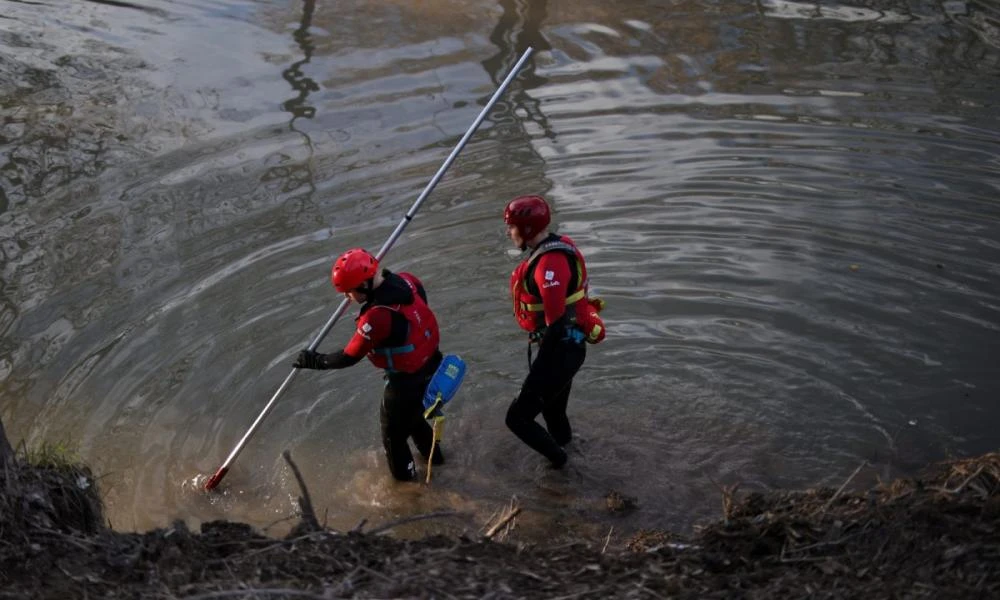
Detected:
left=524, top=238, right=580, bottom=297
left=527, top=239, right=576, bottom=265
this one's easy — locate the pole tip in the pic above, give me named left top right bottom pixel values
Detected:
left=204, top=467, right=228, bottom=491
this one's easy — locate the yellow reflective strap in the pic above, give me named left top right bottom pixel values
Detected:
left=524, top=289, right=586, bottom=312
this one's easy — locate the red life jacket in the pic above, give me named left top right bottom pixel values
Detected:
left=509, top=235, right=606, bottom=344
left=363, top=273, right=441, bottom=373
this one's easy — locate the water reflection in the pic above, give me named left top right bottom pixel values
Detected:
left=482, top=0, right=554, bottom=138
left=281, top=0, right=319, bottom=122
left=263, top=0, right=318, bottom=201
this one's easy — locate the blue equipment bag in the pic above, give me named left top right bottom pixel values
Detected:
left=423, top=354, right=466, bottom=418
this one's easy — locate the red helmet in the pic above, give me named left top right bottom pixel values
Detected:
left=504, top=195, right=550, bottom=239
left=331, top=248, right=379, bottom=292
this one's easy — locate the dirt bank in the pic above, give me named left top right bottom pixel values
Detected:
left=1, top=430, right=998, bottom=598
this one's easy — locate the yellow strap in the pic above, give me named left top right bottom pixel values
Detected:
left=523, top=288, right=586, bottom=312
left=423, top=394, right=443, bottom=419
left=432, top=416, right=445, bottom=442
left=425, top=416, right=445, bottom=484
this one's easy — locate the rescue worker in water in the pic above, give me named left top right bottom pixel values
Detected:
left=504, top=195, right=605, bottom=468
left=293, top=248, right=445, bottom=481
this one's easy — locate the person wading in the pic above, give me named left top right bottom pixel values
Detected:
left=294, top=248, right=445, bottom=481
left=503, top=195, right=606, bottom=468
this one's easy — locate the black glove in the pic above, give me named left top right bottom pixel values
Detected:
left=294, top=349, right=328, bottom=370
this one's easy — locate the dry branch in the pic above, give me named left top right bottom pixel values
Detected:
left=484, top=504, right=521, bottom=540
left=817, top=461, right=868, bottom=515
left=930, top=466, right=985, bottom=496
left=281, top=450, right=320, bottom=532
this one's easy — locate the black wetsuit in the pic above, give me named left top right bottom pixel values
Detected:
left=506, top=328, right=585, bottom=468
left=365, top=271, right=444, bottom=481
left=505, top=246, right=587, bottom=468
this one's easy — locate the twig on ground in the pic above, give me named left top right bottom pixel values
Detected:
left=705, top=473, right=741, bottom=523
left=351, top=518, right=367, bottom=534
left=485, top=506, right=521, bottom=540
left=721, top=483, right=741, bottom=522
left=34, top=527, right=102, bottom=547
left=781, top=532, right=860, bottom=561
left=358, top=564, right=395, bottom=582
left=483, top=507, right=500, bottom=530
left=482, top=495, right=521, bottom=541
left=234, top=531, right=333, bottom=562
left=601, top=526, right=614, bottom=554
left=331, top=565, right=364, bottom=597
left=930, top=466, right=985, bottom=496
left=818, top=461, right=867, bottom=515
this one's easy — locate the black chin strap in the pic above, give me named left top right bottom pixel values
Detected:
left=359, top=278, right=374, bottom=296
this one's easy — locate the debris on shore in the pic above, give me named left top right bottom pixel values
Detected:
left=2, top=425, right=998, bottom=598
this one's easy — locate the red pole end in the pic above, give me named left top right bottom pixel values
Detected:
left=204, top=466, right=228, bottom=491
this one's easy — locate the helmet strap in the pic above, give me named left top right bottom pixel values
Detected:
left=519, top=225, right=532, bottom=251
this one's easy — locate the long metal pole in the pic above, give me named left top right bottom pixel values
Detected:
left=205, top=46, right=535, bottom=490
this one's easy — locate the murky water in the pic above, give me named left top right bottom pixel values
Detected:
left=2, top=0, right=999, bottom=541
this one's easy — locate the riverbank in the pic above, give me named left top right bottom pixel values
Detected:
left=1, top=424, right=997, bottom=599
